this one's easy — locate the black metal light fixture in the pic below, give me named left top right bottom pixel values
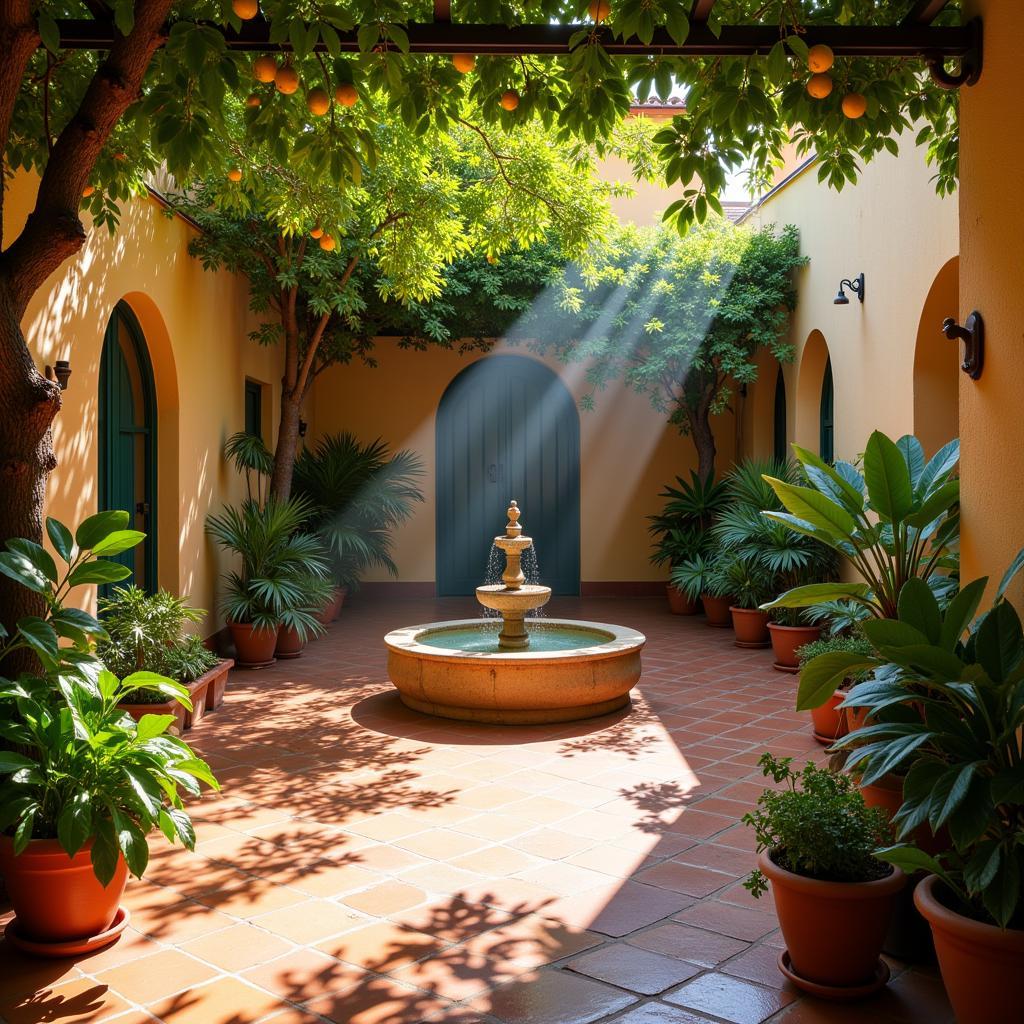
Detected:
left=46, top=359, right=72, bottom=390
left=834, top=273, right=865, bottom=305
left=943, top=312, right=984, bottom=380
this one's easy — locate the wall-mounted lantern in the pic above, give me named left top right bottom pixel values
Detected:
left=46, top=359, right=72, bottom=390
left=943, top=312, right=984, bottom=380
left=834, top=274, right=865, bottom=305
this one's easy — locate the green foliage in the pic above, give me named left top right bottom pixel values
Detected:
left=796, top=631, right=873, bottom=671
left=205, top=496, right=330, bottom=640
left=292, top=433, right=424, bottom=588
left=670, top=551, right=727, bottom=602
left=97, top=586, right=219, bottom=695
left=763, top=434, right=960, bottom=622
left=833, top=568, right=1024, bottom=928
left=648, top=470, right=729, bottom=569
left=7, top=4, right=961, bottom=237
left=0, top=514, right=218, bottom=886
left=743, top=753, right=892, bottom=898
left=524, top=218, right=805, bottom=475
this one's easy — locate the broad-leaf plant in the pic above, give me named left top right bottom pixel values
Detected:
left=0, top=512, right=218, bottom=885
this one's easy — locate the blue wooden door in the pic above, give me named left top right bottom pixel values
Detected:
left=98, top=303, right=157, bottom=591
left=436, top=355, right=580, bottom=596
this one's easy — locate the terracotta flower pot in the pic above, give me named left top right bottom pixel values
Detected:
left=915, top=874, right=1024, bottom=1024
left=810, top=691, right=849, bottom=745
left=204, top=658, right=234, bottom=710
left=275, top=624, right=306, bottom=660
left=844, top=705, right=872, bottom=732
left=229, top=621, right=278, bottom=669
left=730, top=606, right=771, bottom=648
left=0, top=837, right=128, bottom=944
left=701, top=593, right=733, bottom=627
left=666, top=585, right=699, bottom=615
left=315, top=586, right=346, bottom=626
left=768, top=622, right=822, bottom=672
left=759, top=848, right=904, bottom=995
left=858, top=773, right=949, bottom=857
left=118, top=695, right=187, bottom=734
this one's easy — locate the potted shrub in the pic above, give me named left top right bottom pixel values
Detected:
left=671, top=551, right=732, bottom=627
left=206, top=496, right=329, bottom=667
left=794, top=632, right=873, bottom=743
left=292, top=432, right=425, bottom=618
left=743, top=753, right=903, bottom=1000
left=0, top=514, right=218, bottom=954
left=717, top=554, right=774, bottom=648
left=647, top=470, right=728, bottom=614
left=97, top=585, right=231, bottom=728
left=274, top=569, right=334, bottom=660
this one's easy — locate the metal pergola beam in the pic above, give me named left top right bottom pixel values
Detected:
left=901, top=1, right=952, bottom=26
left=53, top=19, right=976, bottom=60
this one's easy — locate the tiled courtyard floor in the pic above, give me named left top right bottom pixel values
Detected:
left=1, top=597, right=951, bottom=1024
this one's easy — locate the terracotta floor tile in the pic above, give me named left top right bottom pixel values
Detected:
left=636, top=860, right=736, bottom=898
left=720, top=943, right=795, bottom=990
left=508, top=829, right=596, bottom=860
left=251, top=899, right=367, bottom=943
left=451, top=844, right=539, bottom=877
left=4, top=978, right=132, bottom=1024
left=241, top=947, right=367, bottom=1000
left=672, top=901, right=777, bottom=941
left=283, top=860, right=383, bottom=898
left=470, top=967, right=637, bottom=1024
left=179, top=923, right=295, bottom=972
left=316, top=920, right=441, bottom=972
left=628, top=922, right=749, bottom=967
left=393, top=827, right=487, bottom=860
left=341, top=880, right=428, bottom=916
left=145, top=977, right=285, bottom=1023
left=303, top=975, right=452, bottom=1024
left=607, top=1003, right=721, bottom=1024
left=566, top=943, right=702, bottom=995
left=390, top=895, right=514, bottom=942
left=390, top=946, right=528, bottom=1000
left=0, top=942, right=84, bottom=1000
left=463, top=915, right=604, bottom=968
left=195, top=879, right=307, bottom=919
left=584, top=881, right=694, bottom=938
left=95, top=948, right=218, bottom=1004
left=664, top=973, right=796, bottom=1024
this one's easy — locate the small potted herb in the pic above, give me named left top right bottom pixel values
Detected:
left=98, top=585, right=232, bottom=729
left=743, top=753, right=903, bottom=1000
left=795, top=632, right=874, bottom=743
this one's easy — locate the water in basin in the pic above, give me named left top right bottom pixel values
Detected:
left=417, top=622, right=613, bottom=654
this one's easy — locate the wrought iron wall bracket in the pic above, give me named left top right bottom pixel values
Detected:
left=926, top=17, right=982, bottom=89
left=943, top=312, right=984, bottom=380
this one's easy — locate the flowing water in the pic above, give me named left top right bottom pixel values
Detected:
left=417, top=623, right=611, bottom=654
left=479, top=542, right=547, bottom=619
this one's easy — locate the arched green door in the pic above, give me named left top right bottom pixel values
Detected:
left=819, top=356, right=835, bottom=464
left=436, top=355, right=580, bottom=596
left=99, top=302, right=157, bottom=591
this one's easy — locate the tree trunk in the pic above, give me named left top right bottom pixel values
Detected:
left=270, top=389, right=302, bottom=501
left=0, top=281, right=61, bottom=644
left=689, top=406, right=717, bottom=482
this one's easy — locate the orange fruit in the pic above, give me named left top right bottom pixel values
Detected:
left=807, top=44, right=834, bottom=74
left=232, top=0, right=259, bottom=19
left=275, top=66, right=300, bottom=94
left=842, top=92, right=867, bottom=119
left=245, top=93, right=262, bottom=108
left=334, top=83, right=358, bottom=107
left=227, top=168, right=242, bottom=182
left=807, top=73, right=833, bottom=99
left=319, top=234, right=336, bottom=251
left=588, top=1, right=611, bottom=21
left=310, top=226, right=324, bottom=239
left=253, top=55, right=277, bottom=83
left=452, top=53, right=476, bottom=74
left=307, top=87, right=330, bottom=116
left=113, top=151, right=126, bottom=161
left=82, top=185, right=95, bottom=197
left=500, top=89, right=520, bottom=111
left=486, top=254, right=498, bottom=265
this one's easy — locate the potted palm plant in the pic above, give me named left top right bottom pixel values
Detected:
left=0, top=515, right=218, bottom=954
left=718, top=553, right=775, bottom=647
left=206, top=496, right=330, bottom=667
left=98, top=585, right=231, bottom=728
left=743, top=753, right=903, bottom=1000
left=671, top=550, right=733, bottom=627
left=648, top=471, right=728, bottom=614
left=292, top=432, right=425, bottom=615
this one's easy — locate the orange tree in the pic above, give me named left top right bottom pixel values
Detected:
left=0, top=0, right=963, bottom=629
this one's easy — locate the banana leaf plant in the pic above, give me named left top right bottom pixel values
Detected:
left=814, top=565, right=1024, bottom=928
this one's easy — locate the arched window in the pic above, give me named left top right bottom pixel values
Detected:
left=773, top=366, right=787, bottom=462
left=819, top=356, right=835, bottom=464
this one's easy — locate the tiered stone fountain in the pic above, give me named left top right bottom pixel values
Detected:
left=385, top=500, right=645, bottom=724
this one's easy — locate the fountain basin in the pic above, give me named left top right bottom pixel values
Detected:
left=384, top=618, right=645, bottom=724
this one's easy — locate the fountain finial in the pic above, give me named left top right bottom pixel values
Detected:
left=505, top=500, right=522, bottom=538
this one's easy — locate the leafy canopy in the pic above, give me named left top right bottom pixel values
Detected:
left=8, top=2, right=962, bottom=234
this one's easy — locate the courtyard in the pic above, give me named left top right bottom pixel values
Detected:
left=0, top=598, right=951, bottom=1024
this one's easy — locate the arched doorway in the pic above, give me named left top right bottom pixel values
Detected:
left=795, top=329, right=834, bottom=460
left=819, top=357, right=835, bottom=463
left=436, top=355, right=580, bottom=596
left=914, top=257, right=960, bottom=457
left=773, top=366, right=788, bottom=462
left=99, top=301, right=157, bottom=591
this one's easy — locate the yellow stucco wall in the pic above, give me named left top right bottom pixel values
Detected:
left=307, top=341, right=736, bottom=585
left=959, top=0, right=1024, bottom=596
left=743, top=133, right=959, bottom=464
left=6, top=172, right=283, bottom=629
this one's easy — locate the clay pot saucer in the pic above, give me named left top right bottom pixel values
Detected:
left=5, top=906, right=130, bottom=958
left=773, top=661, right=801, bottom=674
left=778, top=948, right=889, bottom=1001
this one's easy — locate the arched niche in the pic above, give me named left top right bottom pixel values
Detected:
left=795, top=330, right=833, bottom=459
left=913, top=257, right=960, bottom=457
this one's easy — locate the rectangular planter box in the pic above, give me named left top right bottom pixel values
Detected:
left=204, top=658, right=234, bottom=711
left=117, top=697, right=188, bottom=734
left=184, top=659, right=234, bottom=727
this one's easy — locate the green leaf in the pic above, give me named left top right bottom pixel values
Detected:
left=905, top=480, right=959, bottom=529
left=996, top=546, right=1024, bottom=602
left=762, top=581, right=872, bottom=610
left=897, top=578, right=941, bottom=644
left=876, top=844, right=945, bottom=878
left=67, top=560, right=133, bottom=587
left=90, top=530, right=146, bottom=557
left=0, top=751, right=36, bottom=772
left=917, top=438, right=960, bottom=498
left=136, top=714, right=177, bottom=741
left=981, top=854, right=1020, bottom=928
left=8, top=539, right=58, bottom=584
left=797, top=651, right=877, bottom=711
left=896, top=435, right=926, bottom=488
left=57, top=793, right=93, bottom=857
left=974, top=601, right=1024, bottom=682
left=862, top=618, right=929, bottom=650
left=929, top=763, right=978, bottom=829
left=939, top=577, right=988, bottom=650
left=0, top=551, right=50, bottom=594
left=46, top=518, right=74, bottom=562
left=762, top=478, right=856, bottom=540
left=75, top=510, right=130, bottom=551
left=863, top=430, right=914, bottom=522
left=113, top=810, right=150, bottom=878
left=37, top=10, right=61, bottom=54
left=17, top=616, right=59, bottom=666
